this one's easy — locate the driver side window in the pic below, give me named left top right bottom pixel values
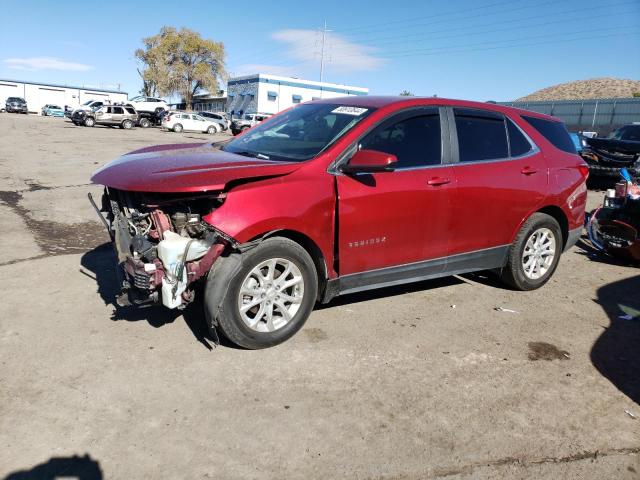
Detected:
left=359, top=110, right=442, bottom=169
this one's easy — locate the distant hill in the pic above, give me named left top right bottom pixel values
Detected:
left=516, top=77, right=640, bottom=102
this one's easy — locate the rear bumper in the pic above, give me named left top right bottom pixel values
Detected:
left=564, top=226, right=582, bottom=252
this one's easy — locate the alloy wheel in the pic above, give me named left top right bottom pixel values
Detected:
left=522, top=227, right=556, bottom=280
left=237, top=258, right=305, bottom=332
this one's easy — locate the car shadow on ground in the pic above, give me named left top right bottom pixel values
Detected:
left=592, top=275, right=640, bottom=405
left=79, top=243, right=224, bottom=350
left=3, top=454, right=102, bottom=480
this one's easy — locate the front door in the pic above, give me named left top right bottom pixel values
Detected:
left=337, top=108, right=453, bottom=282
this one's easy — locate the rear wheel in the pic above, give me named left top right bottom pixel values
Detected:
left=498, top=213, right=562, bottom=290
left=139, top=117, right=151, bottom=128
left=205, top=238, right=318, bottom=349
left=173, top=123, right=183, bottom=133
left=84, top=117, right=95, bottom=127
left=122, top=119, right=133, bottom=129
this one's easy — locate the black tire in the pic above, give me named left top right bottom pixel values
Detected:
left=139, top=117, right=151, bottom=128
left=498, top=213, right=562, bottom=291
left=84, top=117, right=95, bottom=127
left=207, top=125, right=217, bottom=134
left=122, top=119, right=133, bottom=130
left=204, top=237, right=318, bottom=349
left=173, top=123, right=183, bottom=133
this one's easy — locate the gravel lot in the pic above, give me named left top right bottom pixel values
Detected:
left=0, top=113, right=638, bottom=479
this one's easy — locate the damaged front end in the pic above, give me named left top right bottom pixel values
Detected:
left=89, top=188, right=236, bottom=309
left=581, top=138, right=640, bottom=177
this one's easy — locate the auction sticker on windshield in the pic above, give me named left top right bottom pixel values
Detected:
left=331, top=106, right=369, bottom=116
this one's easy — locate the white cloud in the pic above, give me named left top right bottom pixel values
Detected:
left=270, top=29, right=384, bottom=72
left=232, top=63, right=301, bottom=77
left=4, top=57, right=93, bottom=72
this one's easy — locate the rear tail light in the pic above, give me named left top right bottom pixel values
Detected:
left=577, top=164, right=589, bottom=180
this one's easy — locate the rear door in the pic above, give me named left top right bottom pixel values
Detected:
left=337, top=107, right=454, bottom=279
left=447, top=107, right=547, bottom=255
left=182, top=114, right=196, bottom=131
left=111, top=106, right=125, bottom=124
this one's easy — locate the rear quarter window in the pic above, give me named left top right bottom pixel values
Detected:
left=522, top=115, right=576, bottom=154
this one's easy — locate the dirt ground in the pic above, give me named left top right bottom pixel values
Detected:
left=0, top=113, right=638, bottom=479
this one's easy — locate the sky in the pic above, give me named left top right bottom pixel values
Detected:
left=1, top=0, right=639, bottom=101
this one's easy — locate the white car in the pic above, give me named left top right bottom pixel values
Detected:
left=70, top=99, right=109, bottom=117
left=126, top=96, right=168, bottom=113
left=162, top=112, right=222, bottom=134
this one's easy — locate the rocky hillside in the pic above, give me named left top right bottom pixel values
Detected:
left=517, top=77, right=640, bottom=101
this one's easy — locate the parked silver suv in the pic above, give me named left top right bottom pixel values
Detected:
left=73, top=104, right=139, bottom=129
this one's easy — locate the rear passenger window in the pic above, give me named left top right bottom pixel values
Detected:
left=360, top=111, right=441, bottom=168
left=522, top=115, right=576, bottom=154
left=507, top=119, right=533, bottom=157
left=113, top=107, right=124, bottom=114
left=125, top=107, right=136, bottom=114
left=454, top=109, right=508, bottom=162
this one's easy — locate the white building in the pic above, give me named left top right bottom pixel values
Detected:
left=226, top=74, right=368, bottom=118
left=0, top=79, right=128, bottom=114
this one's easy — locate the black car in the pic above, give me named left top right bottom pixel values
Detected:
left=6, top=97, right=28, bottom=114
left=581, top=124, right=640, bottom=177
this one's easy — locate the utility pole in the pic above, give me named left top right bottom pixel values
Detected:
left=319, top=20, right=331, bottom=84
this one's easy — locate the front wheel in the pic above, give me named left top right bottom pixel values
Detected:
left=207, top=125, right=218, bottom=134
left=205, top=238, right=318, bottom=349
left=84, top=117, right=95, bottom=127
left=139, top=117, right=151, bottom=128
left=498, top=213, right=562, bottom=290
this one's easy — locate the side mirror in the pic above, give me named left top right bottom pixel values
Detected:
left=341, top=149, right=397, bottom=174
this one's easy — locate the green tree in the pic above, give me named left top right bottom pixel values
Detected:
left=633, top=92, right=640, bottom=98
left=135, top=27, right=226, bottom=109
left=399, top=90, right=414, bottom=96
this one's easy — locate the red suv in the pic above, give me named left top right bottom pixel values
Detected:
left=91, top=97, right=588, bottom=349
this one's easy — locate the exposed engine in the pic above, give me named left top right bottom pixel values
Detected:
left=94, top=188, right=232, bottom=309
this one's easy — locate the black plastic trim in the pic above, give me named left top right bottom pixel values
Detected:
left=336, top=245, right=509, bottom=296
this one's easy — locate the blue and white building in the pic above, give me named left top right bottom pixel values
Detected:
left=226, top=74, right=368, bottom=118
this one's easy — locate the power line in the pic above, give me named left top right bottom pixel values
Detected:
left=326, top=24, right=637, bottom=60
left=341, top=0, right=638, bottom=47
left=342, top=0, right=562, bottom=38
left=358, top=31, right=639, bottom=61
left=338, top=0, right=527, bottom=34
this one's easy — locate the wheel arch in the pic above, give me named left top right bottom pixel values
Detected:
left=536, top=205, right=569, bottom=248
left=247, top=229, right=329, bottom=302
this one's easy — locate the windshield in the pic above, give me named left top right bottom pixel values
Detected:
left=222, top=103, right=375, bottom=162
left=244, top=114, right=253, bottom=120
left=610, top=125, right=640, bottom=141
left=7, top=97, right=24, bottom=102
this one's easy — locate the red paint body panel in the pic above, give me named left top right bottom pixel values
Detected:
left=447, top=152, right=548, bottom=254
left=337, top=166, right=454, bottom=274
left=91, top=143, right=302, bottom=193
left=92, top=96, right=588, bottom=285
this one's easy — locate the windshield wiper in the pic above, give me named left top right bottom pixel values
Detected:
left=231, top=150, right=270, bottom=160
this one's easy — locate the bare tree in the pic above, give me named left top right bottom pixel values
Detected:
left=135, top=27, right=226, bottom=109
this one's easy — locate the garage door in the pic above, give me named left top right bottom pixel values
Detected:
left=38, top=87, right=65, bottom=109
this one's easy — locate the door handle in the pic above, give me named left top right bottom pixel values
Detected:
left=521, top=166, right=538, bottom=175
left=427, top=177, right=451, bottom=186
